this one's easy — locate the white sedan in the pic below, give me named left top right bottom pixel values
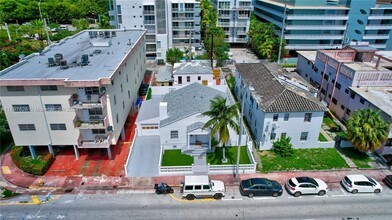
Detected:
left=285, top=176, right=328, bottom=197
left=341, top=174, right=382, bottom=194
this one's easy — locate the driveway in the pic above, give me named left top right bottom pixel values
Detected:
left=125, top=136, right=161, bottom=177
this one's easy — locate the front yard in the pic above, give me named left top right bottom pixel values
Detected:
left=323, top=117, right=347, bottom=138
left=338, top=147, right=372, bottom=168
left=207, top=146, right=251, bottom=165
left=318, top=133, right=328, bottom=142
left=259, top=148, right=349, bottom=173
left=161, top=150, right=194, bottom=166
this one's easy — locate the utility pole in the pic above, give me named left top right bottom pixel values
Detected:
left=277, top=1, right=287, bottom=64
left=38, top=0, right=51, bottom=45
left=189, top=28, right=193, bottom=61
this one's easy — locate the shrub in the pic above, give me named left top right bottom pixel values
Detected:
left=10, top=146, right=54, bottom=176
left=272, top=137, right=294, bottom=157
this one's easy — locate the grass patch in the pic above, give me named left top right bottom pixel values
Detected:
left=339, top=147, right=372, bottom=168
left=146, top=88, right=152, bottom=100
left=161, top=150, right=194, bottom=166
left=259, top=148, right=349, bottom=173
left=323, top=117, right=336, bottom=128
left=318, top=133, right=328, bottom=142
left=1, top=187, right=20, bottom=199
left=226, top=77, right=235, bottom=89
left=11, top=146, right=54, bottom=175
left=207, top=146, right=251, bottom=165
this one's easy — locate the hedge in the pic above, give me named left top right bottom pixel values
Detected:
left=10, top=146, right=54, bottom=176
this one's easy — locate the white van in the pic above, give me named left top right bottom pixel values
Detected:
left=181, top=175, right=225, bottom=200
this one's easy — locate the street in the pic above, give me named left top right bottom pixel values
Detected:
left=1, top=183, right=392, bottom=220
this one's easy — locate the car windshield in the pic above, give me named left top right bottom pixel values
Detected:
left=344, top=176, right=352, bottom=184
left=367, top=177, right=376, bottom=185
left=308, top=178, right=319, bottom=186
left=288, top=179, right=296, bottom=187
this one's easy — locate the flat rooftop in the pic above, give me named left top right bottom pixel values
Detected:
left=350, top=86, right=392, bottom=118
left=0, top=29, right=145, bottom=82
left=297, top=51, right=317, bottom=62
left=344, top=62, right=389, bottom=71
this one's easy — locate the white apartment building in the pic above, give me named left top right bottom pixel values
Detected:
left=0, top=29, right=147, bottom=160
left=109, top=0, right=201, bottom=61
left=173, top=60, right=218, bottom=86
left=213, top=0, right=253, bottom=44
left=235, top=63, right=329, bottom=150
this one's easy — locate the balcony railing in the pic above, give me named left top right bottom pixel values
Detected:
left=172, top=26, right=194, bottom=30
left=172, top=17, right=194, bottom=21
left=236, top=22, right=248, bottom=27
left=363, top=34, right=389, bottom=40
left=69, top=94, right=107, bottom=109
left=78, top=134, right=112, bottom=149
left=189, top=143, right=209, bottom=148
left=286, top=14, right=348, bottom=20
left=365, top=24, right=392, bottom=30
left=172, top=34, right=192, bottom=38
left=219, top=14, right=230, bottom=18
left=285, top=44, right=343, bottom=50
left=146, top=48, right=156, bottom=52
left=285, top=25, right=346, bottom=30
left=144, top=20, right=155, bottom=24
left=146, top=29, right=156, bottom=33
left=146, top=38, right=156, bottom=42
left=143, top=10, right=155, bottom=15
left=172, top=8, right=194, bottom=12
left=217, top=22, right=234, bottom=27
left=285, top=34, right=344, bottom=40
left=368, top=14, right=392, bottom=20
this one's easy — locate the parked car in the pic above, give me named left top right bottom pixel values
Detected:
left=285, top=177, right=328, bottom=197
left=341, top=174, right=382, bottom=194
left=383, top=175, right=392, bottom=188
left=181, top=175, right=225, bottom=200
left=138, top=83, right=149, bottom=96
left=240, top=178, right=283, bottom=197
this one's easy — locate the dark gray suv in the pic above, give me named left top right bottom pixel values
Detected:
left=240, top=178, right=283, bottom=198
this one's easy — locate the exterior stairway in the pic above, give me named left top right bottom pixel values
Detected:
left=181, top=145, right=209, bottom=174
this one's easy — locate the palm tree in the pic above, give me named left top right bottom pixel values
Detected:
left=346, top=108, right=390, bottom=152
left=202, top=96, right=240, bottom=163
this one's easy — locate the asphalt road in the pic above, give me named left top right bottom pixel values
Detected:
left=2, top=184, right=392, bottom=220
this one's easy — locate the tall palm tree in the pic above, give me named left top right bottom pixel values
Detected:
left=347, top=108, right=390, bottom=152
left=202, top=96, right=240, bottom=163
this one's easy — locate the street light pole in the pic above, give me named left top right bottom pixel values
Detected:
left=38, top=0, right=51, bottom=45
left=277, top=1, right=287, bottom=64
left=234, top=84, right=246, bottom=182
left=38, top=0, right=43, bottom=21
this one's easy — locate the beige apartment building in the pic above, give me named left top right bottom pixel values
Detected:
left=0, top=29, right=146, bottom=159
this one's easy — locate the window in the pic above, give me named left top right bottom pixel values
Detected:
left=270, top=133, right=276, bottom=140
left=273, top=114, right=279, bottom=121
left=50, top=124, right=66, bottom=131
left=122, top=101, right=125, bottom=109
left=185, top=185, right=193, bottom=190
left=335, top=83, right=341, bottom=90
left=117, top=5, right=122, bottom=14
left=121, top=84, right=123, bottom=93
left=195, top=185, right=202, bottom=190
left=198, top=76, right=201, bottom=80
left=304, top=113, right=312, bottom=122
left=346, top=108, right=351, bottom=116
left=187, top=76, right=191, bottom=82
left=284, top=114, right=289, bottom=121
left=300, top=132, right=308, bottom=141
left=323, top=74, right=329, bottom=81
left=116, top=114, right=119, bottom=123
left=332, top=98, right=337, bottom=105
left=85, top=87, right=99, bottom=95
left=360, top=98, right=365, bottom=104
left=341, top=105, right=345, bottom=110
left=18, top=124, right=36, bottom=131
left=203, top=185, right=210, bottom=190
left=281, top=133, right=286, bottom=138
left=321, top=88, right=326, bottom=95
left=385, top=138, right=392, bottom=146
left=128, top=90, right=131, bottom=99
left=7, top=86, right=24, bottom=92
left=89, top=108, right=103, bottom=116
left=350, top=92, right=355, bottom=99
left=170, top=131, right=179, bottom=139
left=126, top=74, right=129, bottom=83
left=12, top=105, right=30, bottom=112
left=40, top=85, right=57, bottom=91
left=114, top=95, right=117, bottom=105
left=92, top=129, right=106, bottom=134
left=344, top=88, right=349, bottom=94
left=45, top=104, right=62, bottom=111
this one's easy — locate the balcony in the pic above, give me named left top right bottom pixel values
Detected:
left=146, top=38, right=156, bottom=42
left=69, top=94, right=107, bottom=109
left=217, top=22, right=234, bottom=27
left=254, top=5, right=284, bottom=18
left=237, top=30, right=248, bottom=35
left=365, top=24, right=392, bottom=30
left=144, top=20, right=156, bottom=25
left=233, top=38, right=248, bottom=43
left=368, top=44, right=387, bottom=49
left=285, top=44, right=343, bottom=50
left=172, top=26, right=194, bottom=30
left=254, top=11, right=283, bottom=28
left=363, top=34, right=389, bottom=40
left=146, top=29, right=156, bottom=34
left=368, top=14, right=392, bottom=20
left=172, top=17, right=194, bottom=21
left=78, top=134, right=112, bottom=149
left=236, top=22, right=248, bottom=27
left=143, top=10, right=155, bottom=15
left=146, top=48, right=156, bottom=53
left=172, top=8, right=194, bottom=12
left=285, top=34, right=344, bottom=40
left=173, top=34, right=192, bottom=39
left=238, top=15, right=250, bottom=19
left=286, top=14, right=348, bottom=20
left=236, top=6, right=253, bottom=11
left=285, top=25, right=346, bottom=30
left=219, top=14, right=231, bottom=18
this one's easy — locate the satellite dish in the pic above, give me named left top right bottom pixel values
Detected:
left=107, top=126, right=113, bottom=132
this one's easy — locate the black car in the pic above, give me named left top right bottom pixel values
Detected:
left=383, top=175, right=392, bottom=187
left=138, top=84, right=149, bottom=96
left=240, top=178, right=283, bottom=197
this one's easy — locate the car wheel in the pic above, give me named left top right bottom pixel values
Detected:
left=374, top=189, right=381, bottom=193
left=186, top=194, right=195, bottom=200
left=248, top=193, right=254, bottom=198
left=318, top=190, right=326, bottom=196
left=214, top=193, right=223, bottom=200
left=294, top=192, right=301, bottom=197
left=351, top=189, right=358, bottom=194
left=169, top=189, right=174, bottom=194
left=272, top=192, right=279, bottom=197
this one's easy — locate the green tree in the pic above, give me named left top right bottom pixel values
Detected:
left=165, top=47, right=183, bottom=65
left=273, top=136, right=294, bottom=157
left=346, top=109, right=390, bottom=152
left=72, top=18, right=89, bottom=32
left=202, top=96, right=240, bottom=163
left=24, top=20, right=46, bottom=41
left=0, top=107, right=9, bottom=139
left=98, top=14, right=111, bottom=29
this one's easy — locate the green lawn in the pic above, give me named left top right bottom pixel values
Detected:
left=318, top=133, right=328, bottom=142
left=1, top=187, right=20, bottom=199
left=207, top=146, right=251, bottom=165
left=161, top=150, right=194, bottom=166
left=339, top=147, right=372, bottom=168
left=323, top=117, right=347, bottom=138
left=226, top=77, right=235, bottom=89
left=259, top=148, right=349, bottom=172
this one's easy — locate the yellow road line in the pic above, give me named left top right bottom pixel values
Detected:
left=0, top=195, right=61, bottom=206
left=169, top=194, right=216, bottom=203
left=31, top=195, right=41, bottom=204
left=1, top=166, right=11, bottom=174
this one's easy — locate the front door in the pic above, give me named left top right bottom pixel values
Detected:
left=178, top=76, right=182, bottom=84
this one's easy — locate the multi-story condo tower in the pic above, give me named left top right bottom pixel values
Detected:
left=213, top=0, right=254, bottom=44
left=0, top=29, right=146, bottom=160
left=254, top=0, right=392, bottom=51
left=109, top=0, right=201, bottom=61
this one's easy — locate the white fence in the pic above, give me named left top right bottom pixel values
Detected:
left=208, top=164, right=256, bottom=174
left=158, top=147, right=193, bottom=175
left=124, top=128, right=138, bottom=177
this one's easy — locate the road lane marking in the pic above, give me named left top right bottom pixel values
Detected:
left=1, top=166, right=11, bottom=174
left=222, top=198, right=243, bottom=201
left=253, top=197, right=277, bottom=200
left=340, top=188, right=347, bottom=195
left=32, top=196, right=41, bottom=204
left=169, top=194, right=216, bottom=203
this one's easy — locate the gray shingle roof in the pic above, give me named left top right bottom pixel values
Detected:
left=173, top=61, right=212, bottom=75
left=156, top=65, right=174, bottom=82
left=235, top=63, right=326, bottom=113
left=160, top=83, right=228, bottom=127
